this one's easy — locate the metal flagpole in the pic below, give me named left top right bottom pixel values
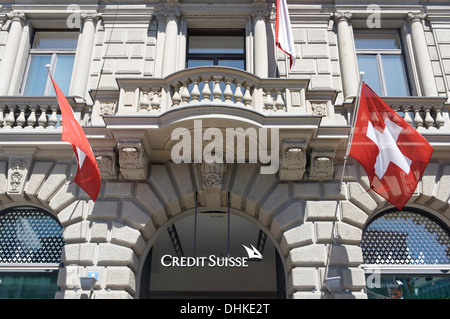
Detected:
left=340, top=72, right=365, bottom=186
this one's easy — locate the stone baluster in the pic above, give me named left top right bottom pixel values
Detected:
left=48, top=106, right=59, bottom=128
left=201, top=78, right=212, bottom=102
left=412, top=105, right=424, bottom=128
left=434, top=105, right=445, bottom=129
left=274, top=89, right=285, bottom=111
left=212, top=77, right=223, bottom=101
left=26, top=105, right=37, bottom=129
left=15, top=105, right=26, bottom=128
left=38, top=106, right=49, bottom=128
left=402, top=105, right=414, bottom=126
left=423, top=105, right=435, bottom=129
left=180, top=82, right=191, bottom=105
left=171, top=83, right=182, bottom=107
left=223, top=78, right=234, bottom=103
left=191, top=81, right=201, bottom=102
left=234, top=82, right=244, bottom=105
left=5, top=105, right=16, bottom=128
left=243, top=86, right=253, bottom=107
left=151, top=89, right=161, bottom=110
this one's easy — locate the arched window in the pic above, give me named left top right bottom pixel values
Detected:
left=360, top=208, right=450, bottom=299
left=0, top=207, right=66, bottom=299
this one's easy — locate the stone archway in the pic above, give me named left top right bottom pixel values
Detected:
left=136, top=208, right=287, bottom=299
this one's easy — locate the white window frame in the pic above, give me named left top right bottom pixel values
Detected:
left=20, top=32, right=77, bottom=96
left=354, top=30, right=411, bottom=97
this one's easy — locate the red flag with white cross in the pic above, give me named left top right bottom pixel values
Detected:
left=349, top=82, right=433, bottom=210
left=49, top=75, right=101, bottom=202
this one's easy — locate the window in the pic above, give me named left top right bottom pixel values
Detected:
left=22, top=31, right=78, bottom=96
left=355, top=32, right=410, bottom=97
left=360, top=208, right=450, bottom=299
left=187, top=29, right=245, bottom=70
left=0, top=207, right=66, bottom=299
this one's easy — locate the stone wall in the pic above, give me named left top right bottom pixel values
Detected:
left=1, top=159, right=449, bottom=299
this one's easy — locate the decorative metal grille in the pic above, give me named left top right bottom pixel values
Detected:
left=0, top=208, right=65, bottom=263
left=360, top=210, right=450, bottom=265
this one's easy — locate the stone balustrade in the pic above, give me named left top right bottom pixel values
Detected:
left=114, top=66, right=311, bottom=115
left=0, top=97, right=90, bottom=130
left=384, top=97, right=449, bottom=130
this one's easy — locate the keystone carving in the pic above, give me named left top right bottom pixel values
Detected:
left=200, top=162, right=226, bottom=192
left=279, top=141, right=307, bottom=181
left=118, top=140, right=148, bottom=180
left=308, top=150, right=335, bottom=181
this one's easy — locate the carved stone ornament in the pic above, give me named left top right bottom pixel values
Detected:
left=279, top=141, right=307, bottom=181
left=118, top=140, right=148, bottom=180
left=308, top=150, right=335, bottom=181
left=99, top=102, right=116, bottom=116
left=95, top=149, right=118, bottom=180
left=200, top=162, right=226, bottom=192
left=311, top=101, right=327, bottom=116
left=7, top=158, right=30, bottom=194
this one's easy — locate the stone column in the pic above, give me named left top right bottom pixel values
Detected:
left=69, top=12, right=99, bottom=100
left=161, top=0, right=180, bottom=77
left=253, top=0, right=269, bottom=78
left=335, top=12, right=359, bottom=101
left=0, top=12, right=25, bottom=95
left=407, top=12, right=438, bottom=97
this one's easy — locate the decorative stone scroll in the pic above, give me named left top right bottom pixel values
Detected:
left=279, top=141, right=307, bottom=181
left=118, top=140, right=148, bottom=180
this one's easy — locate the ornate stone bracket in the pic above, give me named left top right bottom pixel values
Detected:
left=279, top=140, right=307, bottom=181
left=118, top=140, right=148, bottom=180
left=308, top=150, right=335, bottom=181
left=7, top=157, right=31, bottom=195
left=95, top=149, right=119, bottom=180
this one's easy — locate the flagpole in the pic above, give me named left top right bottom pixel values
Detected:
left=340, top=72, right=364, bottom=186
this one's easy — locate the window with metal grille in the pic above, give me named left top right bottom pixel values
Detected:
left=0, top=207, right=65, bottom=264
left=360, top=209, right=450, bottom=265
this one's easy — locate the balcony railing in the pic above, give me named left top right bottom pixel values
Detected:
left=114, top=66, right=311, bottom=115
left=0, top=96, right=90, bottom=131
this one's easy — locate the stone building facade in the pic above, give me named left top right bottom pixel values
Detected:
left=0, top=0, right=449, bottom=299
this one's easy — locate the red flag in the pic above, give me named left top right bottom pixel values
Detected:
left=276, top=0, right=296, bottom=69
left=50, top=76, right=101, bottom=202
left=349, top=82, right=433, bottom=210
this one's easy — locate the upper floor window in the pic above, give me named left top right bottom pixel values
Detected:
left=21, top=31, right=78, bottom=96
left=187, top=29, right=245, bottom=70
left=355, top=31, right=410, bottom=97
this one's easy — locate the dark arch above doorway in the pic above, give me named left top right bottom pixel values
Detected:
left=138, top=211, right=286, bottom=299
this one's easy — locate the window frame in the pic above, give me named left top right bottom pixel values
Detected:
left=186, top=28, right=246, bottom=70
left=354, top=29, right=412, bottom=97
left=20, top=30, right=78, bottom=96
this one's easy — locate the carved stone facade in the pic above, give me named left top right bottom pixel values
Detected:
left=279, top=141, right=307, bottom=181
left=118, top=140, right=148, bottom=180
left=0, top=0, right=449, bottom=301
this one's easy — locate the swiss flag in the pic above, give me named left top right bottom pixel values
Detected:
left=349, top=82, right=433, bottom=210
left=50, top=76, right=101, bottom=202
left=276, top=0, right=296, bottom=69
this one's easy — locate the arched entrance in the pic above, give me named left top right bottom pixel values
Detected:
left=138, top=209, right=286, bottom=299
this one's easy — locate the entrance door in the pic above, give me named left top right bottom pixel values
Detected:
left=139, top=212, right=285, bottom=299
